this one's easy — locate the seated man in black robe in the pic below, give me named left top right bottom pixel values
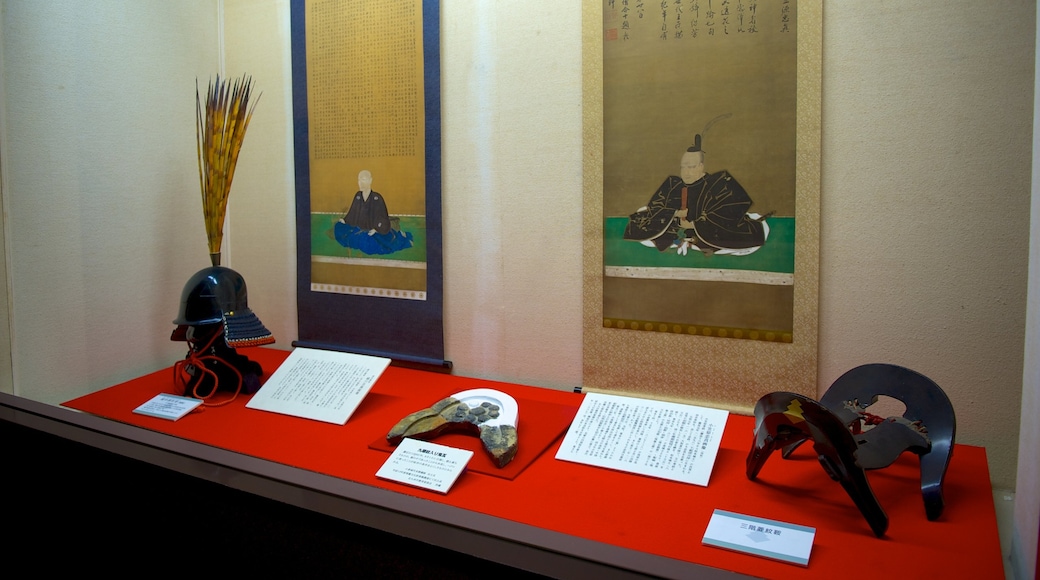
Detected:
left=623, top=135, right=769, bottom=256
left=333, top=169, right=414, bottom=255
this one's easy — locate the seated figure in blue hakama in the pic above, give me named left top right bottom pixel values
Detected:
left=333, top=169, right=414, bottom=255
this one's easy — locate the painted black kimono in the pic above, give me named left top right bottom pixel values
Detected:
left=333, top=190, right=414, bottom=255
left=623, top=171, right=766, bottom=253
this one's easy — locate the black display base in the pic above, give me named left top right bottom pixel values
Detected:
left=0, top=419, right=542, bottom=578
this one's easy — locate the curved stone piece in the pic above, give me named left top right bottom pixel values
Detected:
left=479, top=424, right=519, bottom=468
left=386, top=396, right=461, bottom=445
left=386, top=388, right=520, bottom=468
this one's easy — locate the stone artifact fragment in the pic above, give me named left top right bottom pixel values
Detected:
left=387, top=389, right=519, bottom=468
left=746, top=363, right=956, bottom=537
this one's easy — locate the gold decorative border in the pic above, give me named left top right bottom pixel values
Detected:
left=603, top=318, right=794, bottom=344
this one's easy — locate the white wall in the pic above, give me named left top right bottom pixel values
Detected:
left=1012, top=4, right=1040, bottom=576
left=0, top=0, right=1033, bottom=504
left=0, top=0, right=221, bottom=401
left=218, top=0, right=298, bottom=355
left=816, top=3, right=1034, bottom=492
left=438, top=2, right=583, bottom=391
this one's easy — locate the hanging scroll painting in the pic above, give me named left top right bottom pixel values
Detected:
left=291, top=0, right=446, bottom=368
left=304, top=0, right=428, bottom=298
left=602, top=0, right=797, bottom=342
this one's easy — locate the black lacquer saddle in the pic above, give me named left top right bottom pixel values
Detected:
left=746, top=364, right=956, bottom=537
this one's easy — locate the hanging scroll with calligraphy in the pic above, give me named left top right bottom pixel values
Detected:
left=291, top=0, right=447, bottom=369
left=583, top=0, right=820, bottom=405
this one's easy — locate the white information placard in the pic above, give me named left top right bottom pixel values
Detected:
left=702, top=509, right=816, bottom=566
left=132, top=393, right=202, bottom=421
left=245, top=347, right=390, bottom=425
left=555, top=392, right=728, bottom=486
left=376, top=438, right=474, bottom=494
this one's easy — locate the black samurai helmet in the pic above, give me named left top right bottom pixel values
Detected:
left=170, top=266, right=274, bottom=403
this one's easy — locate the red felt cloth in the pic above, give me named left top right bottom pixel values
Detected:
left=63, top=347, right=1005, bottom=579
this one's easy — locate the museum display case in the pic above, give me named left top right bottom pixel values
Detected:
left=1, top=347, right=1005, bottom=579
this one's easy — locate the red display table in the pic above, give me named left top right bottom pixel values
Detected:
left=53, top=347, right=1002, bottom=579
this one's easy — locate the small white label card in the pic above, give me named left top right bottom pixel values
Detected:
left=132, top=393, right=202, bottom=421
left=702, top=509, right=816, bottom=567
left=245, top=347, right=390, bottom=425
left=555, top=392, right=728, bottom=486
left=376, top=438, right=474, bottom=494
